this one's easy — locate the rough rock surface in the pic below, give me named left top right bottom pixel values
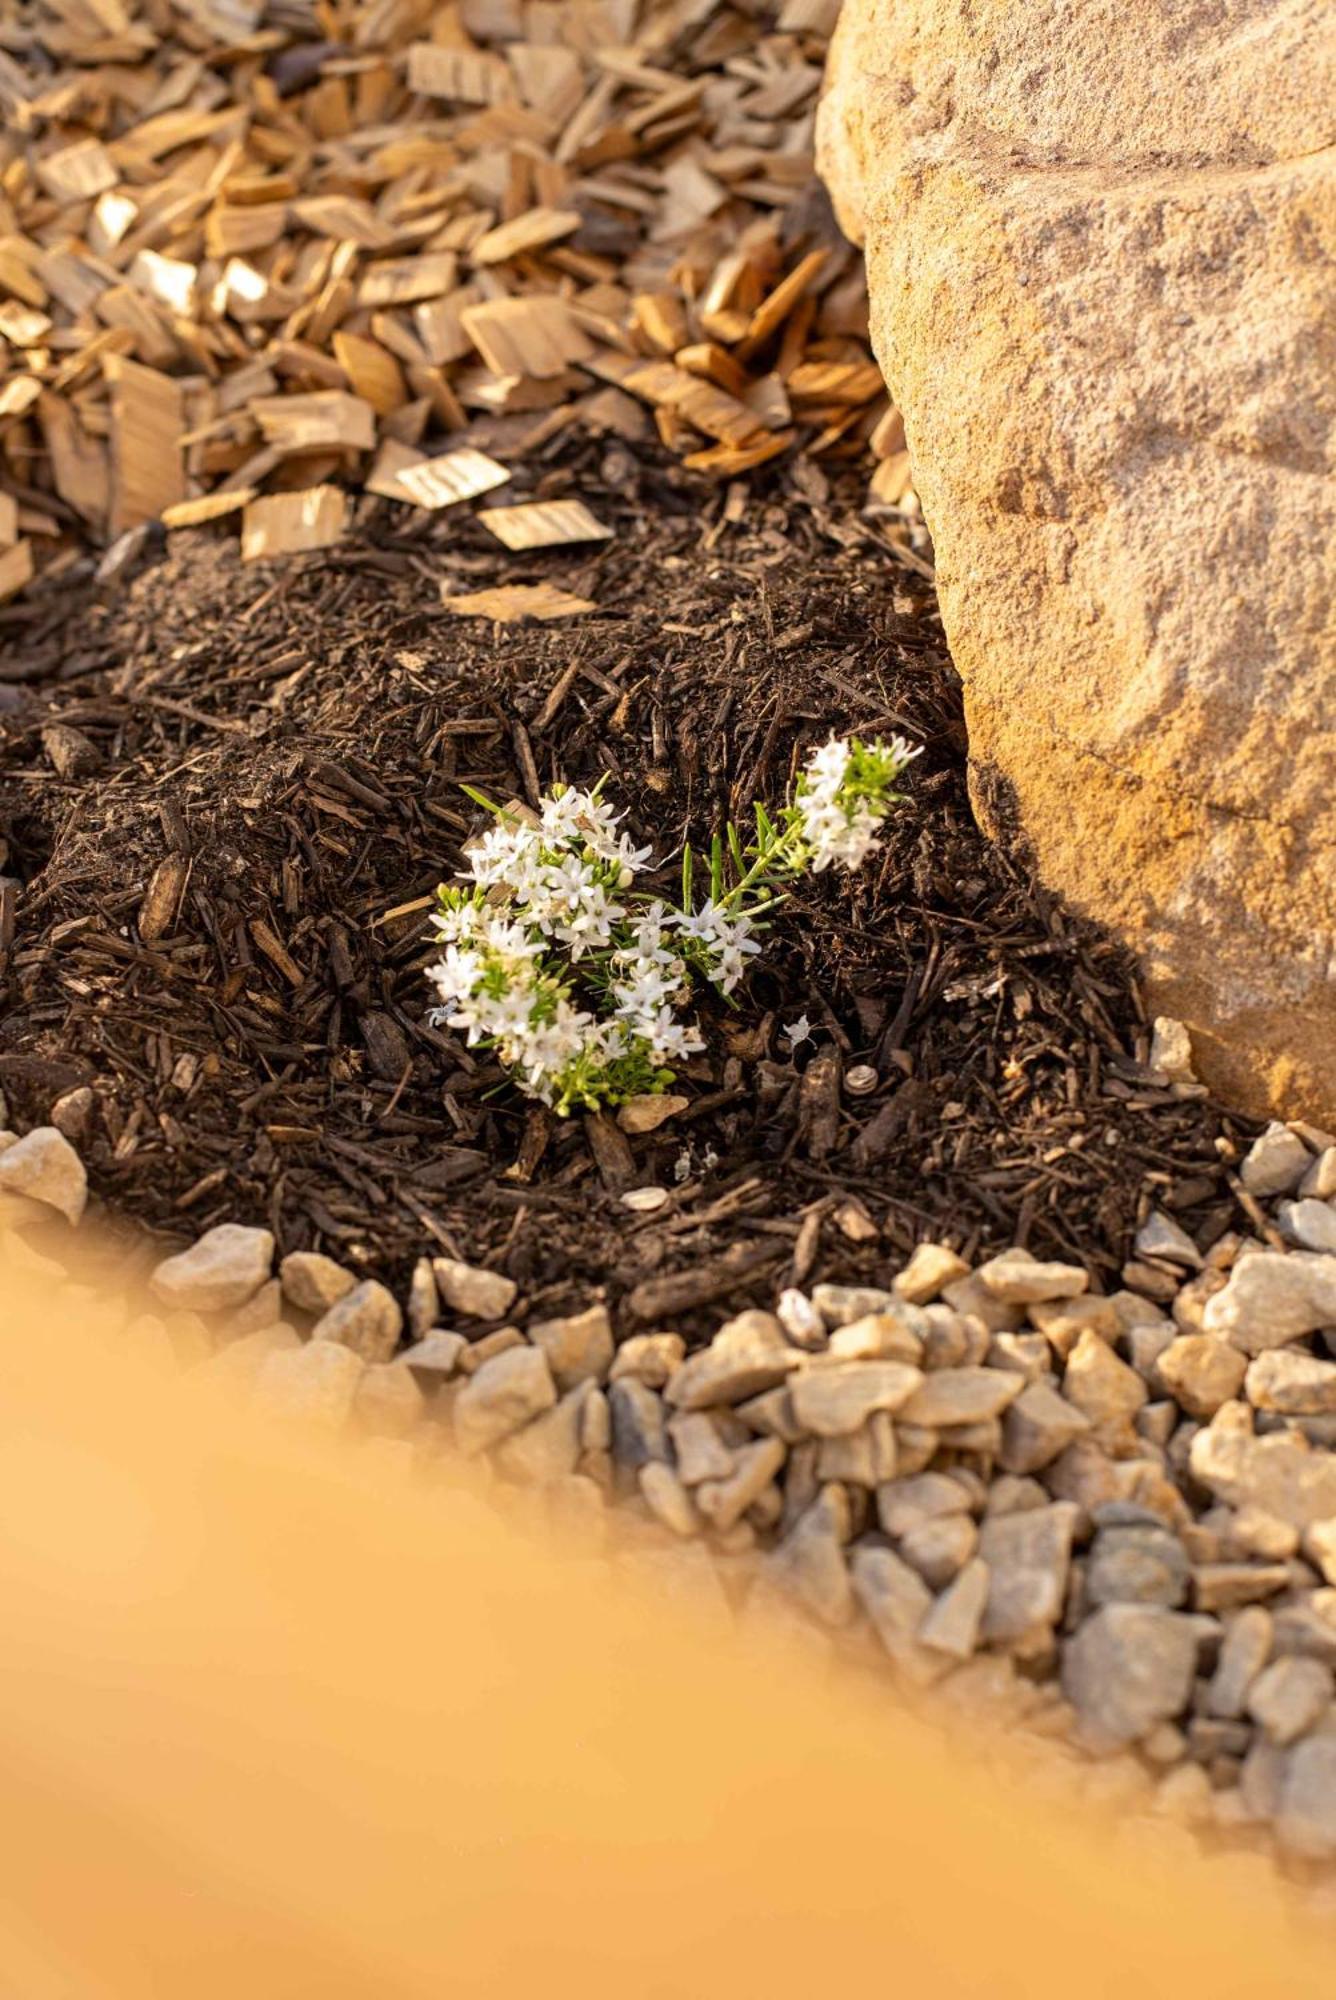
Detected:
left=816, top=0, right=1336, bottom=1119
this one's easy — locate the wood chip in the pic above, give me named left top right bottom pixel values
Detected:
left=441, top=583, right=596, bottom=621
left=106, top=356, right=185, bottom=532
left=459, top=296, right=593, bottom=379
left=0, top=541, right=34, bottom=603
left=161, top=489, right=256, bottom=529
left=393, top=448, right=510, bottom=511
left=472, top=207, right=582, bottom=266
left=476, top=500, right=612, bottom=550
left=241, top=486, right=347, bottom=563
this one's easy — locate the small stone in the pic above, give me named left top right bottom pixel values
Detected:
left=453, top=1345, right=556, bottom=1455
left=1276, top=1737, right=1336, bottom=1859
left=223, top=1277, right=285, bottom=1338
left=254, top=1339, right=365, bottom=1431
left=1239, top=1122, right=1312, bottom=1199
left=666, top=1311, right=802, bottom=1410
left=894, top=1242, right=969, bottom=1305
left=609, top=1379, right=671, bottom=1470
left=151, top=1222, right=274, bottom=1312
left=767, top=1489, right=854, bottom=1626
left=851, top=1544, right=938, bottom=1678
left=1239, top=1735, right=1289, bottom=1822
left=1151, top=1763, right=1214, bottom=1826
left=1169, top=1270, right=1229, bottom=1338
left=1127, top=1319, right=1179, bottom=1376
left=1276, top=1199, right=1336, bottom=1255
left=999, top=1382, right=1091, bottom=1472
left=1062, top=1605, right=1199, bottom=1748
left=892, top=1422, right=942, bottom=1478
left=737, top=1386, right=804, bottom=1443
left=616, top=1092, right=689, bottom=1134
left=353, top=1362, right=426, bottom=1440
left=1247, top=1348, right=1336, bottom=1415
left=1229, top=1506, right=1299, bottom=1561
left=1121, top=1259, right=1182, bottom=1302
left=1027, top=1293, right=1119, bottom=1357
left=431, top=1256, right=517, bottom=1319
left=50, top=1085, right=94, bottom=1143
left=580, top=1387, right=610, bottom=1454
left=0, top=1124, right=87, bottom=1225
left=988, top=1332, right=1052, bottom=1381
left=42, top=720, right=101, bottom=777
left=810, top=1282, right=899, bottom=1327
left=695, top=1437, right=787, bottom=1531
left=876, top=1471, right=972, bottom=1538
left=789, top=1359, right=923, bottom=1436
left=311, top=1279, right=402, bottom=1363
left=1303, top=1519, right=1336, bottom=1586
left=978, top=1502, right=1078, bottom=1647
left=458, top=1326, right=527, bottom=1376
left=610, top=1332, right=685, bottom=1387
left=639, top=1461, right=700, bottom=1536
left=1087, top=1523, right=1190, bottom=1608
left=898, top=1366, right=1022, bottom=1427
left=976, top=1248, right=1089, bottom=1304
left=1191, top=1409, right=1336, bottom=1529
left=776, top=1289, right=826, bottom=1349
left=919, top=1557, right=990, bottom=1659
left=407, top=1256, right=438, bottom=1337
left=1299, top=1148, right=1336, bottom=1200
left=621, top=1185, right=669, bottom=1212
left=1062, top=1328, right=1148, bottom=1445
left=899, top=1512, right=978, bottom=1589
left=1157, top=1335, right=1247, bottom=1419
left=400, top=1331, right=467, bottom=1379
left=496, top=1384, right=592, bottom=1484
left=668, top=1411, right=735, bottom=1485
left=940, top=1274, right=1025, bottom=1333
left=1135, top=1211, right=1203, bottom=1269
left=1191, top=1562, right=1291, bottom=1611
left=280, top=1250, right=356, bottom=1315
left=529, top=1303, right=614, bottom=1389
left=814, top=1417, right=894, bottom=1486
left=828, top=1311, right=923, bottom=1364
left=1149, top=1016, right=1196, bottom=1084
left=1208, top=1256, right=1336, bottom=1352
left=204, top=1322, right=301, bottom=1394
left=1246, top=1657, right=1333, bottom=1746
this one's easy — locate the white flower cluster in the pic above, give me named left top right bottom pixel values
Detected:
left=427, top=787, right=716, bottom=1113
left=424, top=734, right=919, bottom=1116
left=792, top=733, right=922, bottom=873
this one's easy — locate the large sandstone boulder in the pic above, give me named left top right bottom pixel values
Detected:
left=817, top=0, right=1336, bottom=1119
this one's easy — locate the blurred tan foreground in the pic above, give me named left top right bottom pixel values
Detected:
left=0, top=1227, right=1329, bottom=1998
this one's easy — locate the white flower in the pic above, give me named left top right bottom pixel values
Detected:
left=467, top=821, right=542, bottom=890
left=803, top=735, right=851, bottom=799
left=784, top=1014, right=813, bottom=1047
left=670, top=900, right=760, bottom=992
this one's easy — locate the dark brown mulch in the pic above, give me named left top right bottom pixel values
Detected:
left=0, top=439, right=1257, bottom=1328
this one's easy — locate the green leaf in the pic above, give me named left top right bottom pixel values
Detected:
left=710, top=831, right=724, bottom=902
left=458, top=781, right=510, bottom=820
left=681, top=842, right=694, bottom=911
left=726, top=819, right=745, bottom=875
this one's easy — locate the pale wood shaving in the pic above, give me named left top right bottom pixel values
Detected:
left=441, top=582, right=596, bottom=621
left=393, top=448, right=510, bottom=511
left=477, top=500, right=613, bottom=549
left=241, top=486, right=347, bottom=563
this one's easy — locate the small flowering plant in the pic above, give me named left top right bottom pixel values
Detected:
left=424, top=733, right=921, bottom=1116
